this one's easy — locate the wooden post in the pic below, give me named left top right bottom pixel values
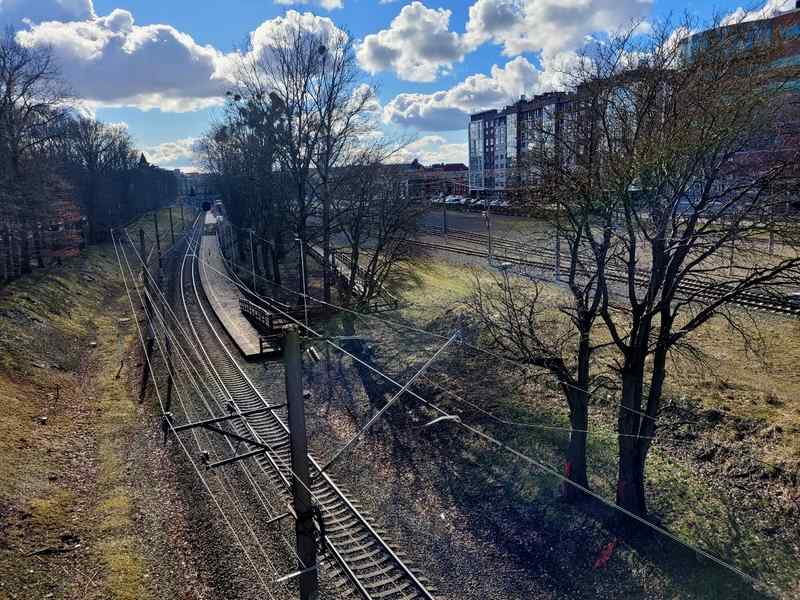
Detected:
left=139, top=288, right=155, bottom=403
left=283, top=326, right=319, bottom=600
left=555, top=228, right=561, bottom=282
left=139, top=228, right=147, bottom=281
left=249, top=229, right=256, bottom=291
left=165, top=335, right=173, bottom=413
left=153, top=211, right=162, bottom=269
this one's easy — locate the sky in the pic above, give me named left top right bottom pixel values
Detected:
left=1, top=0, right=794, bottom=170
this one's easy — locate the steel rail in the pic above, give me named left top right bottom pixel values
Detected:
left=415, top=227, right=800, bottom=317
left=179, top=224, right=437, bottom=600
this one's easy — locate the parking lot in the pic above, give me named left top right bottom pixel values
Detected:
left=419, top=207, right=555, bottom=243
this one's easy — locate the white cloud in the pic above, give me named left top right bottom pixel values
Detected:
left=722, top=0, right=795, bottom=25
left=10, top=3, right=351, bottom=113
left=383, top=56, right=544, bottom=131
left=394, top=135, right=468, bottom=165
left=15, top=8, right=231, bottom=112
left=245, top=9, right=345, bottom=57
left=273, top=0, right=344, bottom=11
left=464, top=0, right=652, bottom=60
left=0, top=0, right=95, bottom=27
left=357, top=1, right=472, bottom=82
left=142, top=137, right=199, bottom=166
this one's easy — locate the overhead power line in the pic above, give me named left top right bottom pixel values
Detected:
left=192, top=248, right=774, bottom=593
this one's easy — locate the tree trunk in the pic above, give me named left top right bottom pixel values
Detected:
left=34, top=226, right=44, bottom=268
left=20, top=228, right=31, bottom=274
left=322, top=186, right=332, bottom=303
left=260, top=241, right=272, bottom=281
left=616, top=368, right=648, bottom=517
left=560, top=327, right=592, bottom=500
left=563, top=397, right=589, bottom=500
left=3, top=226, right=12, bottom=282
left=236, top=228, right=246, bottom=263
left=272, top=231, right=282, bottom=286
left=617, top=437, right=648, bottom=518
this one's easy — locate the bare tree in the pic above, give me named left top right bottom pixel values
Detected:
left=234, top=20, right=377, bottom=295
left=469, top=15, right=800, bottom=513
left=59, top=117, right=137, bottom=242
left=468, top=35, right=618, bottom=500
left=200, top=94, right=288, bottom=282
left=0, top=28, right=70, bottom=275
left=309, top=37, right=375, bottom=302
left=335, top=150, right=421, bottom=312
left=561, top=16, right=800, bottom=516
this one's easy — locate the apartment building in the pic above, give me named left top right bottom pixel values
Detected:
left=468, top=92, right=576, bottom=199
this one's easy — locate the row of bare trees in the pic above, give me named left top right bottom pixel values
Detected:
left=0, top=28, right=177, bottom=284
left=471, top=16, right=800, bottom=517
left=199, top=19, right=418, bottom=309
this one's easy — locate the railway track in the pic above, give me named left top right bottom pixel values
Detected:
left=417, top=225, right=800, bottom=317
left=177, top=224, right=437, bottom=600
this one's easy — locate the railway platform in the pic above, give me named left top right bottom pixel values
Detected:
left=198, top=214, right=278, bottom=358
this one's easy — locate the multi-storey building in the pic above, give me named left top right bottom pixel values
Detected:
left=677, top=4, right=800, bottom=205
left=469, top=3, right=800, bottom=203
left=468, top=92, right=576, bottom=199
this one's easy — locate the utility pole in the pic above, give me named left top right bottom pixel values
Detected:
left=169, top=207, right=175, bottom=245
left=283, top=326, right=319, bottom=600
left=442, top=199, right=448, bottom=239
left=484, top=208, right=493, bottom=264
left=296, top=237, right=309, bottom=330
left=555, top=228, right=561, bottom=282
left=153, top=211, right=162, bottom=270
left=249, top=229, right=257, bottom=292
left=138, top=228, right=147, bottom=282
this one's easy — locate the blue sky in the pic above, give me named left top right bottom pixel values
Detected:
left=1, top=0, right=792, bottom=169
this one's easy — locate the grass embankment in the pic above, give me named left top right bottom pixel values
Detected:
left=124, top=206, right=193, bottom=262
left=0, top=208, right=191, bottom=600
left=394, top=257, right=800, bottom=599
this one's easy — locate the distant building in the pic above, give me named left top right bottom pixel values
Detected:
left=470, top=5, right=800, bottom=202
left=401, top=159, right=468, bottom=199
left=175, top=170, right=214, bottom=199
left=468, top=92, right=576, bottom=199
left=677, top=4, right=800, bottom=203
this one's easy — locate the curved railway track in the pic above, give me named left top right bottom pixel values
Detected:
left=176, top=223, right=437, bottom=600
left=417, top=225, right=800, bottom=317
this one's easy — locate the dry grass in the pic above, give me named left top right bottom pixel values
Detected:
left=400, top=250, right=800, bottom=470
left=666, top=315, right=800, bottom=468
left=395, top=253, right=800, bottom=598
left=0, top=208, right=189, bottom=599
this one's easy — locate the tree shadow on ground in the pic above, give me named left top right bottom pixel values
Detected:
left=334, top=325, right=775, bottom=599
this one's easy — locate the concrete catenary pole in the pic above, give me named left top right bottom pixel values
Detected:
left=283, top=326, right=319, bottom=600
